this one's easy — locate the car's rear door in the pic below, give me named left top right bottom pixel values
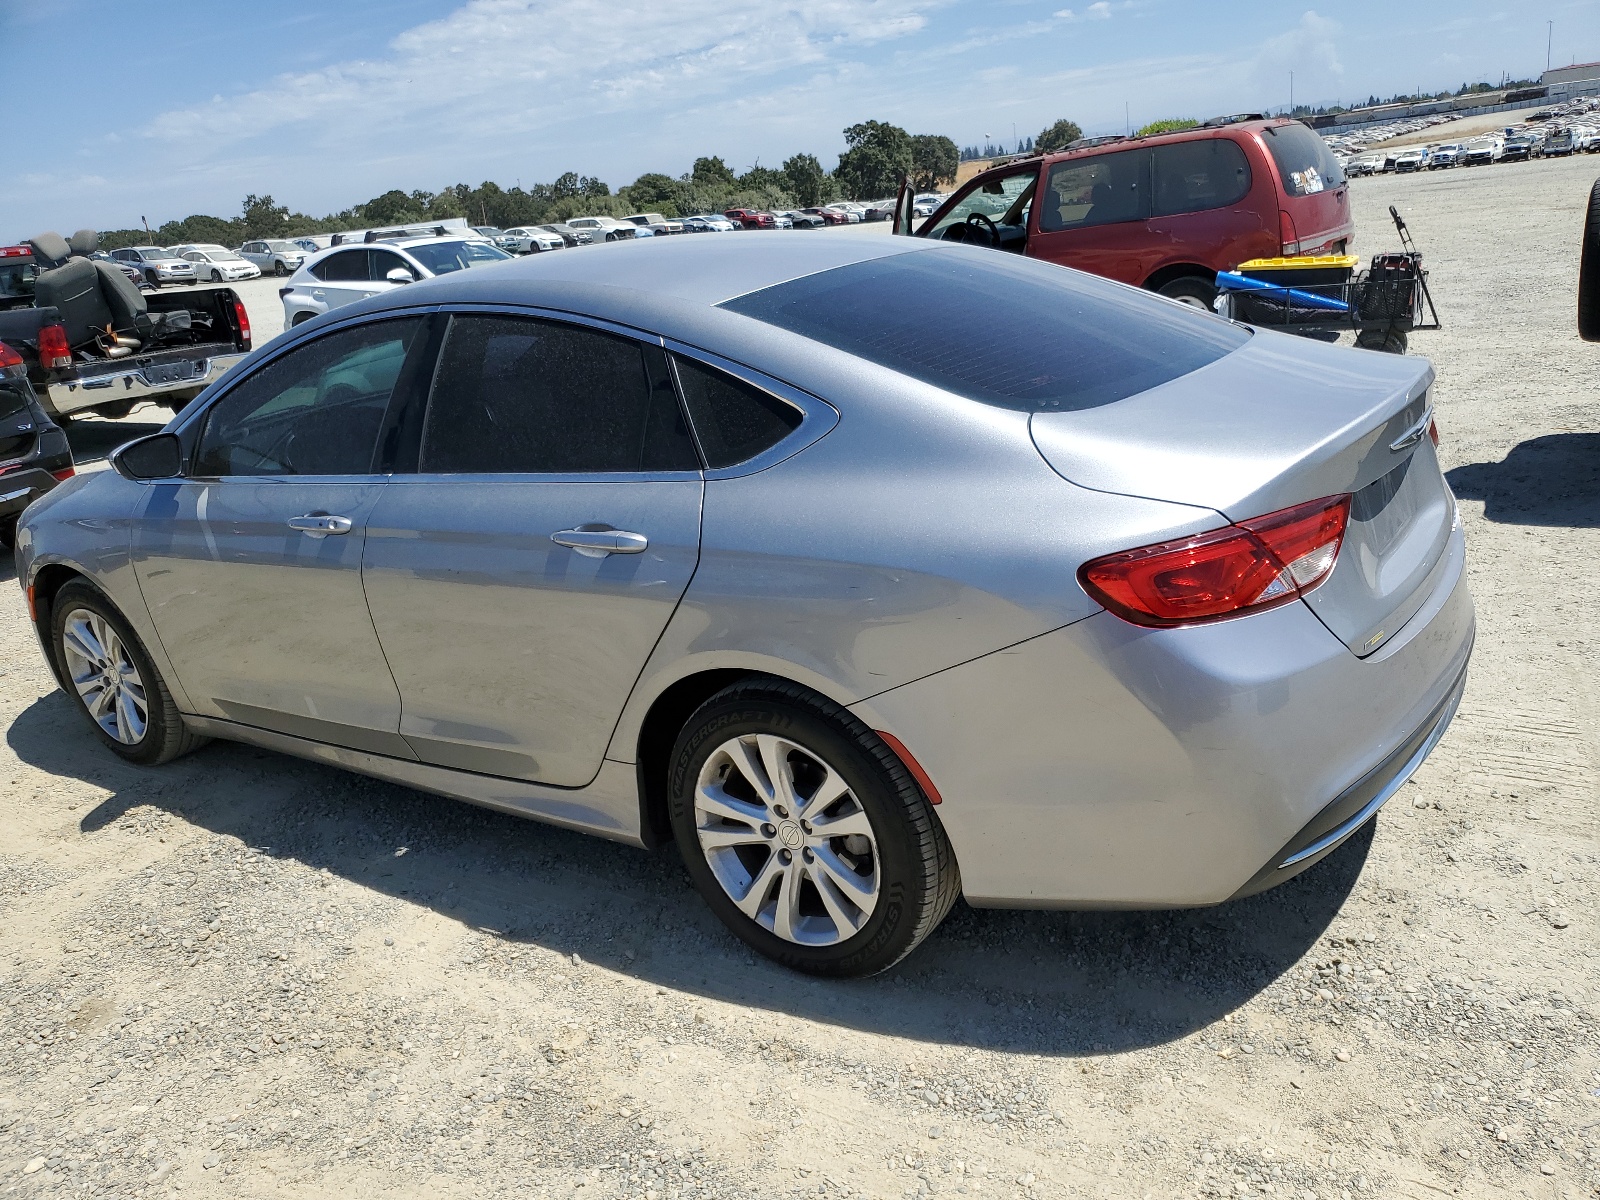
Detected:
left=131, top=317, right=432, bottom=753
left=1027, top=147, right=1155, bottom=284
left=360, top=310, right=704, bottom=787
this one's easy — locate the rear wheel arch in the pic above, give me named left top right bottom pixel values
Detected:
left=634, top=669, right=763, bottom=848
left=1143, top=262, right=1217, bottom=295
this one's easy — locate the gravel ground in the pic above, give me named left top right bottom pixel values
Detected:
left=3, top=157, right=1598, bottom=1200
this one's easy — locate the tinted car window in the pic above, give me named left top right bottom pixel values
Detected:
left=1152, top=138, right=1252, bottom=217
left=1040, top=148, right=1150, bottom=232
left=368, top=250, right=414, bottom=281
left=0, top=384, right=29, bottom=422
left=1262, top=123, right=1346, bottom=196
left=419, top=315, right=698, bottom=474
left=673, top=357, right=802, bottom=468
left=720, top=249, right=1248, bottom=413
left=194, top=318, right=423, bottom=477
left=314, top=250, right=369, bottom=282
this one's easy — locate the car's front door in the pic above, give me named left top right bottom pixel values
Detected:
left=360, top=311, right=704, bottom=786
left=131, top=317, right=430, bottom=754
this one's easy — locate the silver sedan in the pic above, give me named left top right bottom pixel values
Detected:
left=15, top=236, right=1472, bottom=977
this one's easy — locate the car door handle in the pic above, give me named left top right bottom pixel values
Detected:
left=287, top=514, right=353, bottom=538
left=551, top=527, right=649, bottom=557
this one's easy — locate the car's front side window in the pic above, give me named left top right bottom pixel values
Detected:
left=192, top=318, right=424, bottom=478
left=417, top=314, right=698, bottom=474
left=923, top=171, right=1036, bottom=239
left=368, top=250, right=415, bottom=282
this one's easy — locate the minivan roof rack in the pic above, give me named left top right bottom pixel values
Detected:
left=1201, top=113, right=1267, bottom=128
left=1064, top=134, right=1127, bottom=150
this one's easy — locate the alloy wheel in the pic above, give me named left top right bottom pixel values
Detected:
left=693, top=734, right=880, bottom=946
left=60, top=607, right=148, bottom=745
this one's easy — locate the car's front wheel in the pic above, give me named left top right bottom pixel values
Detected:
left=51, top=581, right=207, bottom=765
left=209, top=269, right=221, bottom=282
left=274, top=262, right=288, bottom=276
left=669, top=679, right=959, bottom=977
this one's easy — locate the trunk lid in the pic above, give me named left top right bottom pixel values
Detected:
left=1031, top=331, right=1451, bottom=656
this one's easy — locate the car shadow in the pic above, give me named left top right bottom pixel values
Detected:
left=64, top=412, right=170, bottom=467
left=1446, top=432, right=1600, bottom=527
left=7, top=694, right=1368, bottom=1056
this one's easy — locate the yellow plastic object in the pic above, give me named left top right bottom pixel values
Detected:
left=1236, top=255, right=1360, bottom=272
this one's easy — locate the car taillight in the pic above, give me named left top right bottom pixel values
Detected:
left=51, top=467, right=75, bottom=482
left=38, top=323, right=72, bottom=370
left=0, top=342, right=21, bottom=370
left=1278, top=209, right=1299, bottom=255
left=1079, top=494, right=1351, bottom=627
left=1428, top=418, right=1439, bottom=446
left=233, top=299, right=252, bottom=349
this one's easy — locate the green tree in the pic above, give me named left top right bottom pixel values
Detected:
left=1035, top=119, right=1083, bottom=154
left=361, top=189, right=421, bottom=224
left=156, top=213, right=244, bottom=246
left=691, top=156, right=738, bottom=191
left=1134, top=118, right=1198, bottom=137
left=908, top=134, right=958, bottom=192
left=782, top=153, right=828, bottom=207
left=240, top=194, right=289, bottom=238
left=624, top=172, right=684, bottom=215
left=833, top=120, right=912, bottom=200
left=737, top=164, right=789, bottom=196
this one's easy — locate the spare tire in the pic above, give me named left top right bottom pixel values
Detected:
left=1581, top=178, right=1600, bottom=341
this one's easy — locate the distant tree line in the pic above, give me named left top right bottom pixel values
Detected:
left=1287, top=76, right=1543, bottom=119
left=92, top=122, right=963, bottom=249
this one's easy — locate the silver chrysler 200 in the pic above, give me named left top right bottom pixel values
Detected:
left=15, top=235, right=1473, bottom=976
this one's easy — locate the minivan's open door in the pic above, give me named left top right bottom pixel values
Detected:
left=892, top=173, right=915, bottom=237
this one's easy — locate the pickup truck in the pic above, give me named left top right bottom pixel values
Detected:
left=0, top=242, right=251, bottom=423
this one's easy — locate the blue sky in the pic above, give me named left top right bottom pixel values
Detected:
left=3, top=0, right=1595, bottom=235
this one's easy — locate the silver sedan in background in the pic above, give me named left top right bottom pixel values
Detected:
left=16, top=236, right=1472, bottom=977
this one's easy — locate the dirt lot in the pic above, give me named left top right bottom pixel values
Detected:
left=3, top=157, right=1598, bottom=1200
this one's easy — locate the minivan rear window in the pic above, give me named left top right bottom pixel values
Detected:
left=1263, top=122, right=1346, bottom=196
left=719, top=249, right=1248, bottom=413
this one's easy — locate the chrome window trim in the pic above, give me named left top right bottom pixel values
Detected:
left=661, top=338, right=840, bottom=480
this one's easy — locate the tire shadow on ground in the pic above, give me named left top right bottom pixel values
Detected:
left=8, top=693, right=1368, bottom=1057
left=1446, top=432, right=1600, bottom=527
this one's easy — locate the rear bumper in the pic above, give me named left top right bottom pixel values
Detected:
left=0, top=467, right=57, bottom=518
left=854, top=521, right=1473, bottom=908
left=46, top=353, right=246, bottom=417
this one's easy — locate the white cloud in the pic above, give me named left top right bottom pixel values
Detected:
left=1252, top=10, right=1344, bottom=103
left=1053, top=1, right=1116, bottom=21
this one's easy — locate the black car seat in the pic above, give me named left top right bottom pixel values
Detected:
left=30, top=231, right=155, bottom=354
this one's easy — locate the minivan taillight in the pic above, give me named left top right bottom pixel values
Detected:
left=1079, top=495, right=1351, bottom=627
left=38, top=323, right=72, bottom=370
left=1278, top=210, right=1300, bottom=256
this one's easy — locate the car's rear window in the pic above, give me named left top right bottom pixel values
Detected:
left=1262, top=123, right=1346, bottom=196
left=718, top=249, right=1248, bottom=413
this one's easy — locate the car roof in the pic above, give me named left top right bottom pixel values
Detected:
left=348, top=231, right=931, bottom=327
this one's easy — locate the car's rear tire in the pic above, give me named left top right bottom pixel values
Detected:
left=291, top=311, right=314, bottom=327
left=1157, top=276, right=1218, bottom=311
left=1355, top=327, right=1409, bottom=354
left=667, top=678, right=959, bottom=977
left=50, top=581, right=208, bottom=766
left=1579, top=178, right=1600, bottom=342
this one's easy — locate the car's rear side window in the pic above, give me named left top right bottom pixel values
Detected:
left=1151, top=138, right=1252, bottom=216
left=419, top=315, right=699, bottom=474
left=720, top=249, right=1248, bottom=413
left=672, top=356, right=802, bottom=468
left=314, top=250, right=369, bottom=282
left=1262, top=123, right=1346, bottom=196
left=1040, top=149, right=1149, bottom=231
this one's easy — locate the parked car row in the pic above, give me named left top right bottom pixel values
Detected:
left=1335, top=98, right=1600, bottom=176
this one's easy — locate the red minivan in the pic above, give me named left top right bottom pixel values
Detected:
left=901, top=117, right=1353, bottom=309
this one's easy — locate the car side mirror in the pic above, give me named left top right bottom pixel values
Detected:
left=110, top=432, right=183, bottom=481
left=386, top=268, right=415, bottom=285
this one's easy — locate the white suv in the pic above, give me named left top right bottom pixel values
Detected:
left=564, top=216, right=639, bottom=242
left=237, top=239, right=308, bottom=276
left=279, top=235, right=512, bottom=327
